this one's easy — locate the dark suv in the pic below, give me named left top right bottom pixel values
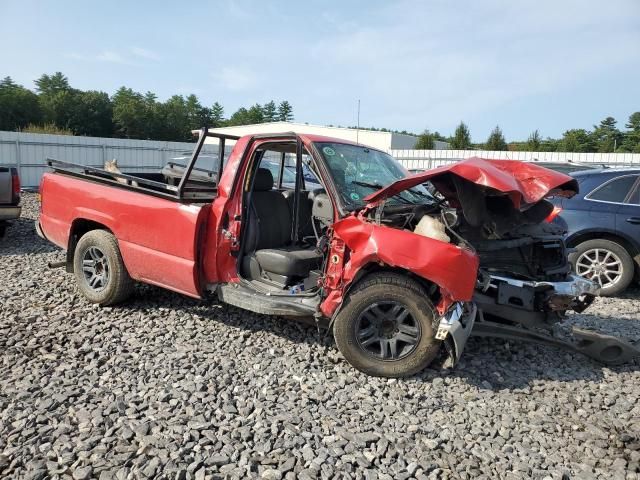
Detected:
left=552, top=168, right=640, bottom=295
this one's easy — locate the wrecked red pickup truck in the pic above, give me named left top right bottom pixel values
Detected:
left=38, top=129, right=639, bottom=377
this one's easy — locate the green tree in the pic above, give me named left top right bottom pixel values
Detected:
left=67, top=90, right=113, bottom=137
left=277, top=100, right=293, bottom=122
left=620, top=112, right=640, bottom=152
left=210, top=102, right=225, bottom=127
left=247, top=103, right=265, bottom=124
left=592, top=116, right=622, bottom=153
left=414, top=129, right=435, bottom=149
left=262, top=100, right=277, bottom=122
left=112, top=87, right=154, bottom=139
left=185, top=94, right=210, bottom=132
left=560, top=129, right=596, bottom=152
left=450, top=122, right=471, bottom=149
left=485, top=125, right=507, bottom=151
left=0, top=77, right=42, bottom=130
left=34, top=72, right=71, bottom=96
left=526, top=130, right=541, bottom=151
left=160, top=95, right=191, bottom=141
left=35, top=72, right=78, bottom=128
left=227, top=107, right=251, bottom=126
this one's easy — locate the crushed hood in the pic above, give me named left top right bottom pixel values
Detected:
left=364, top=157, right=579, bottom=209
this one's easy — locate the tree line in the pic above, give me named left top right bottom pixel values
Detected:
left=0, top=72, right=294, bottom=142
left=415, top=114, right=640, bottom=153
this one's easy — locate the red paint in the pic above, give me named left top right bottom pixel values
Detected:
left=318, top=215, right=479, bottom=318
left=39, top=174, right=208, bottom=297
left=365, top=157, right=578, bottom=208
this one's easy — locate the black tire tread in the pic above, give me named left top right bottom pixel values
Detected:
left=333, top=272, right=441, bottom=378
left=73, top=230, right=134, bottom=305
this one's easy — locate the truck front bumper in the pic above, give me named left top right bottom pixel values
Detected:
left=435, top=302, right=477, bottom=365
left=488, top=273, right=599, bottom=313
left=0, top=205, right=21, bottom=221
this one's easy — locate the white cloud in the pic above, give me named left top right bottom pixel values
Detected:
left=130, top=47, right=161, bottom=61
left=211, top=66, right=257, bottom=91
left=65, top=47, right=161, bottom=65
left=96, top=50, right=127, bottom=64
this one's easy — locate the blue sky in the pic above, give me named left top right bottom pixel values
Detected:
left=1, top=0, right=639, bottom=141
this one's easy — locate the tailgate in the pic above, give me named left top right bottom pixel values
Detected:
left=0, top=168, right=12, bottom=204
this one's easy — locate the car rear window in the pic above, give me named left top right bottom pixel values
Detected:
left=588, top=175, right=638, bottom=203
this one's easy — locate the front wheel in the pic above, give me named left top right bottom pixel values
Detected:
left=333, top=273, right=441, bottom=378
left=73, top=230, right=134, bottom=305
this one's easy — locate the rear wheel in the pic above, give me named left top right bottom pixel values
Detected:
left=73, top=230, right=134, bottom=305
left=333, top=273, right=441, bottom=377
left=571, top=239, right=634, bottom=296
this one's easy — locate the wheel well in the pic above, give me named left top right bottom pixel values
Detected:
left=349, top=263, right=442, bottom=304
left=567, top=231, right=639, bottom=260
left=66, top=219, right=112, bottom=272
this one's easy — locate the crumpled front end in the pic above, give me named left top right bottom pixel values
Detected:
left=319, top=215, right=480, bottom=319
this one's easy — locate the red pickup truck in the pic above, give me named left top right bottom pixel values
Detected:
left=38, top=129, right=638, bottom=376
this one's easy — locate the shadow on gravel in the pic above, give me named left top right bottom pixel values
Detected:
left=127, top=283, right=328, bottom=347
left=442, top=320, right=640, bottom=391
left=0, top=217, right=59, bottom=257
left=122, top=283, right=640, bottom=390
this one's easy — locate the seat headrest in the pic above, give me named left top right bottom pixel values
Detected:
left=254, top=168, right=274, bottom=191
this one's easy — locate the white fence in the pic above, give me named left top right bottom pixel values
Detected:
left=0, top=131, right=207, bottom=187
left=390, top=149, right=640, bottom=170
left=3, top=130, right=640, bottom=187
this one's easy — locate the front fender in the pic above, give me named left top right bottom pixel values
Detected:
left=319, top=216, right=480, bottom=318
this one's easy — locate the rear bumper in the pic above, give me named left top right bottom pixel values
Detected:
left=0, top=205, right=21, bottom=221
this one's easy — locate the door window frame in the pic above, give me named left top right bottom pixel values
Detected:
left=584, top=174, right=640, bottom=206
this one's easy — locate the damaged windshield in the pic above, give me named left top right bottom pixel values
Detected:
left=315, top=142, right=433, bottom=210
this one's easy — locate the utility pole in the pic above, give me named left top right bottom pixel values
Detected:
left=356, top=99, right=361, bottom=145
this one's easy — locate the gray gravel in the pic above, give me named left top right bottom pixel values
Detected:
left=1, top=194, right=640, bottom=480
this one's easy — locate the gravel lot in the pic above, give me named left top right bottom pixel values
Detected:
left=1, top=194, right=640, bottom=480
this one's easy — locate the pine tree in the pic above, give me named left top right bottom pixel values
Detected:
left=210, top=102, right=225, bottom=127
left=592, top=116, right=622, bottom=152
left=485, top=125, right=507, bottom=151
left=262, top=100, right=277, bottom=122
left=620, top=112, right=640, bottom=153
left=277, top=101, right=293, bottom=122
left=526, top=130, right=541, bottom=151
left=450, top=122, right=471, bottom=149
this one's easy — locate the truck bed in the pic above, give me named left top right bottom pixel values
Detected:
left=47, top=159, right=219, bottom=203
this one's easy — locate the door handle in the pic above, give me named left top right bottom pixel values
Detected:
left=626, top=217, right=640, bottom=224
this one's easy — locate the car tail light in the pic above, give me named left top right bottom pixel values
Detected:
left=545, top=205, right=562, bottom=223
left=10, top=167, right=20, bottom=205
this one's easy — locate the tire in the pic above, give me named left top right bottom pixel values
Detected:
left=571, top=239, right=634, bottom=296
left=0, top=222, right=6, bottom=239
left=73, top=230, right=134, bottom=305
left=333, top=272, right=441, bottom=378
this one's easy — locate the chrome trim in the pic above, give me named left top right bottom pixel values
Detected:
left=436, top=302, right=476, bottom=364
left=489, top=273, right=599, bottom=297
left=584, top=173, right=640, bottom=206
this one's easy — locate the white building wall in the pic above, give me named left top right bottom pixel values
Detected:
left=204, top=122, right=419, bottom=151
